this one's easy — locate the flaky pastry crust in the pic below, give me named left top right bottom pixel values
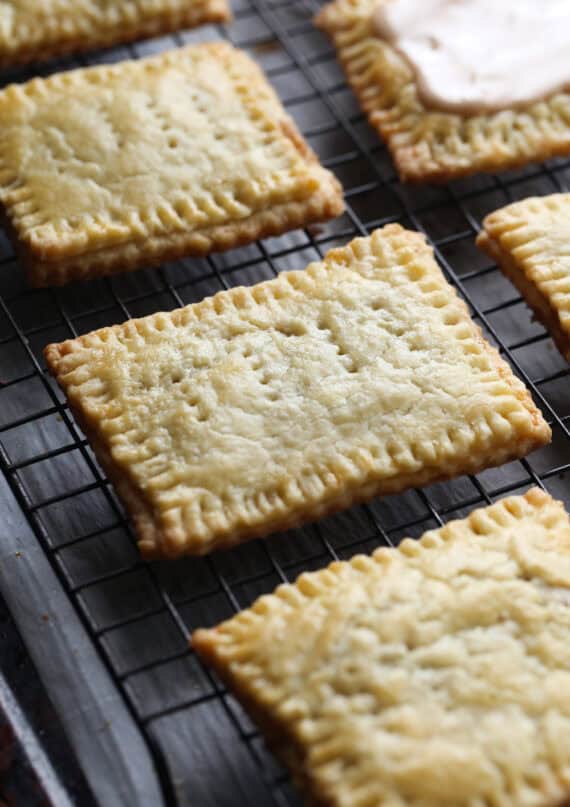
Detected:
left=0, top=42, right=344, bottom=286
left=194, top=488, right=570, bottom=807
left=45, top=225, right=550, bottom=559
left=0, top=0, right=231, bottom=67
left=478, top=193, right=570, bottom=363
left=315, top=0, right=570, bottom=182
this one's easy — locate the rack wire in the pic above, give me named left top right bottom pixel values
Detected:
left=1, top=0, right=570, bottom=804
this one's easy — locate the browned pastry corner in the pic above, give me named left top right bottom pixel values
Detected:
left=478, top=193, right=570, bottom=363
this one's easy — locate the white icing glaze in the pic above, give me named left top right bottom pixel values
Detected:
left=373, top=0, right=570, bottom=114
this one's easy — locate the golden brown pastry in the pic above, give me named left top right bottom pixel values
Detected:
left=316, top=0, right=570, bottom=182
left=194, top=487, right=570, bottom=807
left=0, top=43, right=344, bottom=286
left=478, top=193, right=570, bottom=363
left=44, top=225, right=550, bottom=558
left=0, top=0, right=231, bottom=67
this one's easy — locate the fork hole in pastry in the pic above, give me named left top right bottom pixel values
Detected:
left=337, top=349, right=359, bottom=373
left=407, top=264, right=426, bottom=281
left=443, top=311, right=461, bottom=326
left=171, top=370, right=183, bottom=384
left=275, top=321, right=307, bottom=337
left=406, top=333, right=423, bottom=351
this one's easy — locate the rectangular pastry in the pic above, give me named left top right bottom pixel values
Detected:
left=44, top=225, right=550, bottom=559
left=316, top=0, right=570, bottom=182
left=0, top=43, right=344, bottom=286
left=477, top=193, right=570, bottom=363
left=193, top=487, right=570, bottom=807
left=0, top=0, right=231, bottom=67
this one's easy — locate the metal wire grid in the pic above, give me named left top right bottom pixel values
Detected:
left=1, top=1, right=570, bottom=804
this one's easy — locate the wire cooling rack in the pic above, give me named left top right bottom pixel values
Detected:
left=1, top=1, right=570, bottom=805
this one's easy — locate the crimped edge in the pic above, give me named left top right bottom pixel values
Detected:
left=477, top=194, right=570, bottom=363
left=0, top=0, right=231, bottom=67
left=24, top=176, right=344, bottom=287
left=44, top=225, right=551, bottom=558
left=0, top=42, right=344, bottom=284
left=192, top=487, right=566, bottom=807
left=314, top=0, right=570, bottom=183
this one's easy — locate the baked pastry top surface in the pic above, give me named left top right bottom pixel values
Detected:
left=0, top=0, right=230, bottom=65
left=478, top=193, right=570, bottom=361
left=44, top=225, right=549, bottom=558
left=193, top=487, right=570, bottom=807
left=0, top=42, right=343, bottom=284
left=316, top=0, right=570, bottom=182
